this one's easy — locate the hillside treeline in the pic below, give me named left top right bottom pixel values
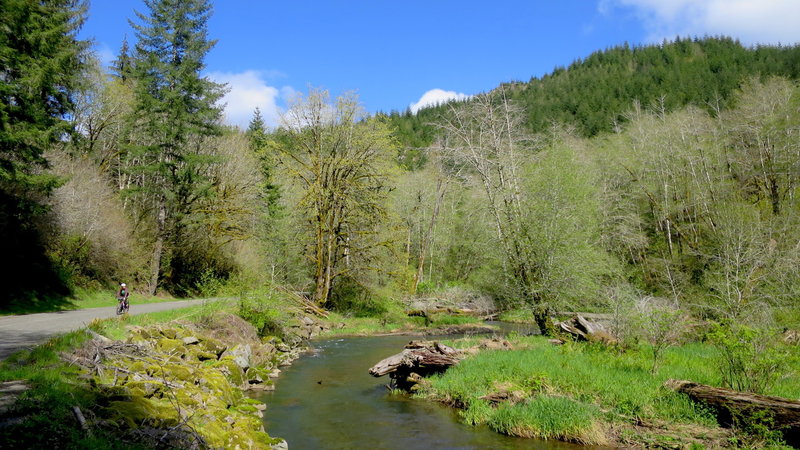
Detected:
left=388, top=37, right=800, bottom=154
left=2, top=1, right=799, bottom=331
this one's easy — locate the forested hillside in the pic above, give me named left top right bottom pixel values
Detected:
left=388, top=37, right=800, bottom=154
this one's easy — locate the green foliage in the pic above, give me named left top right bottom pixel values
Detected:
left=388, top=37, right=800, bottom=147
left=0, top=0, right=88, bottom=195
left=0, top=0, right=89, bottom=308
left=276, top=89, right=396, bottom=305
left=728, top=408, right=790, bottom=448
left=125, top=0, right=225, bottom=294
left=706, top=321, right=795, bottom=394
left=236, top=289, right=293, bottom=337
left=327, top=276, right=390, bottom=317
left=521, top=136, right=619, bottom=311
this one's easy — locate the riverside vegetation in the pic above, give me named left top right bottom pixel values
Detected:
left=2, top=0, right=800, bottom=447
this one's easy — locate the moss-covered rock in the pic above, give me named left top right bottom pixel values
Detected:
left=222, top=343, right=252, bottom=369
left=159, top=327, right=178, bottom=340
left=211, top=357, right=246, bottom=387
left=107, top=396, right=180, bottom=429
left=81, top=317, right=287, bottom=448
left=156, top=338, right=185, bottom=355
left=199, top=336, right=227, bottom=356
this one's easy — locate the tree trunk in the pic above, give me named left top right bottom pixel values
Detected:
left=533, top=308, right=555, bottom=337
left=666, top=379, right=800, bottom=446
left=148, top=201, right=166, bottom=296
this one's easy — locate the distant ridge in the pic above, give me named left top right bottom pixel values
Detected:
left=387, top=36, right=800, bottom=153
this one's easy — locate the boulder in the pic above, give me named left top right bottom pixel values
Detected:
left=181, top=336, right=199, bottom=345
left=222, top=344, right=252, bottom=369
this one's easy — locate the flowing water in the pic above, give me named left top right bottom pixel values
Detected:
left=256, top=324, right=583, bottom=449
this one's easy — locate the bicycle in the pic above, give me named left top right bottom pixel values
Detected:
left=116, top=298, right=130, bottom=315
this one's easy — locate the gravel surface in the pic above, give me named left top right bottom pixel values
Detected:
left=0, top=299, right=219, bottom=360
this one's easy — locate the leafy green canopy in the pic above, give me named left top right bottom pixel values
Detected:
left=126, top=0, right=226, bottom=294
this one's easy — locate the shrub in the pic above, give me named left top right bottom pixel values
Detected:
left=326, top=276, right=389, bottom=317
left=237, top=290, right=291, bottom=338
left=707, top=320, right=793, bottom=394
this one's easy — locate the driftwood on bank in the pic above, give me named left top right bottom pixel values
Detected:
left=369, top=341, right=460, bottom=390
left=665, top=379, right=800, bottom=445
left=369, top=338, right=511, bottom=391
left=556, top=315, right=617, bottom=344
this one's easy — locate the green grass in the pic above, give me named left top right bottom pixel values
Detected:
left=488, top=396, right=603, bottom=443
left=89, top=298, right=234, bottom=340
left=321, top=313, right=427, bottom=336
left=0, top=330, right=144, bottom=448
left=497, top=308, right=535, bottom=323
left=419, top=336, right=800, bottom=445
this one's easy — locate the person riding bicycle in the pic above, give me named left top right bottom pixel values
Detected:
left=116, top=283, right=130, bottom=313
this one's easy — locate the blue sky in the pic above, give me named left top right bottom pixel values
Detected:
left=81, top=0, right=800, bottom=128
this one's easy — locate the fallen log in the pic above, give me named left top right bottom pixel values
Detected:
left=369, top=342, right=460, bottom=377
left=665, top=379, right=800, bottom=446
left=556, top=315, right=617, bottom=344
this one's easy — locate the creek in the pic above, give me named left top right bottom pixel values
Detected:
left=256, top=323, right=582, bottom=449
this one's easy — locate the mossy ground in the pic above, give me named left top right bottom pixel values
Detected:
left=0, top=301, right=287, bottom=449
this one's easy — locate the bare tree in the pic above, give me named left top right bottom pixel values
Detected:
left=435, top=90, right=552, bottom=331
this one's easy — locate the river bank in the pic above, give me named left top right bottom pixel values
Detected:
left=0, top=293, right=492, bottom=448
left=3, top=293, right=797, bottom=449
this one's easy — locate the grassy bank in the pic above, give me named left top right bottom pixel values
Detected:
left=0, top=330, right=123, bottom=448
left=419, top=335, right=800, bottom=447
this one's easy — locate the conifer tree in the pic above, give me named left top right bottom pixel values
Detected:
left=0, top=0, right=88, bottom=305
left=0, top=0, right=88, bottom=207
left=246, top=108, right=280, bottom=217
left=127, top=0, right=225, bottom=294
left=111, top=36, right=133, bottom=83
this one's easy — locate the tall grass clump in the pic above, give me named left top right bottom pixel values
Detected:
left=489, top=396, right=605, bottom=444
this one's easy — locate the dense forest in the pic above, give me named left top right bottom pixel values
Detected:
left=2, top=1, right=799, bottom=341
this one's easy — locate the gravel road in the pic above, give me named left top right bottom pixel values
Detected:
left=0, top=299, right=220, bottom=360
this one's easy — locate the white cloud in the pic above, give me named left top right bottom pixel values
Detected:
left=207, top=70, right=293, bottom=129
left=409, top=89, right=470, bottom=114
left=601, top=0, right=800, bottom=45
left=95, top=42, right=116, bottom=69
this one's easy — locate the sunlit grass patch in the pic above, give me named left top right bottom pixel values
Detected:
left=489, top=395, right=606, bottom=444
left=418, top=335, right=793, bottom=444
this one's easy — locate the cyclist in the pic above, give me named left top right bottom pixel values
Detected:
left=116, top=283, right=130, bottom=314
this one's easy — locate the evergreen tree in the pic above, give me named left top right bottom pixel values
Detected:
left=0, top=0, right=88, bottom=206
left=0, top=0, right=89, bottom=307
left=127, top=0, right=226, bottom=294
left=246, top=108, right=280, bottom=217
left=111, top=36, right=133, bottom=82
